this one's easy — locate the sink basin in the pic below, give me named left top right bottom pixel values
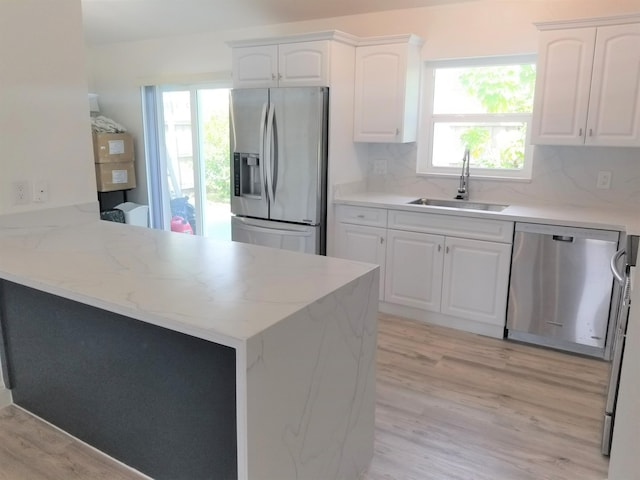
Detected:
left=407, top=198, right=508, bottom=212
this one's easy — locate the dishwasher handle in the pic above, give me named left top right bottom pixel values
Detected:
left=552, top=235, right=574, bottom=242
left=610, top=248, right=626, bottom=285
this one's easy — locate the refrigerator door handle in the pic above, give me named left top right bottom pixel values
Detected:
left=610, top=248, right=626, bottom=285
left=265, top=102, right=276, bottom=205
left=272, top=109, right=279, bottom=201
left=259, top=101, right=268, bottom=202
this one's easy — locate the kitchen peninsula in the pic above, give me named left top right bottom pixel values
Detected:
left=0, top=205, right=378, bottom=480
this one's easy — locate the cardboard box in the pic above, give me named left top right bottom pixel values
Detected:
left=95, top=161, right=136, bottom=192
left=93, top=132, right=134, bottom=163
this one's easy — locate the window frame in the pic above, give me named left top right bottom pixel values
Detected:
left=417, top=54, right=537, bottom=181
left=142, top=79, right=231, bottom=234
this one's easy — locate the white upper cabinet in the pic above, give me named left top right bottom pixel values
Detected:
left=588, top=23, right=640, bottom=146
left=232, top=41, right=330, bottom=88
left=531, top=28, right=595, bottom=145
left=232, top=45, right=279, bottom=88
left=354, top=35, right=423, bottom=143
left=278, top=41, right=329, bottom=87
left=532, top=17, right=640, bottom=146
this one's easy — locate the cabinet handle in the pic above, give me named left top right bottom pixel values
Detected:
left=438, top=244, right=442, bottom=252
left=578, top=128, right=583, bottom=137
left=380, top=237, right=384, bottom=244
left=395, top=128, right=400, bottom=135
left=589, top=128, right=593, bottom=137
left=356, top=214, right=365, bottom=219
left=446, top=246, right=450, bottom=254
left=278, top=73, right=283, bottom=80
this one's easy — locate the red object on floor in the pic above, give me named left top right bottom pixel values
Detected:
left=171, top=216, right=193, bottom=234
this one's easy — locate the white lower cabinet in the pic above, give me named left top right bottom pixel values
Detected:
left=384, top=231, right=511, bottom=327
left=335, top=204, right=514, bottom=333
left=441, top=236, right=512, bottom=326
left=334, top=205, right=388, bottom=300
left=384, top=229, right=443, bottom=311
left=335, top=223, right=386, bottom=300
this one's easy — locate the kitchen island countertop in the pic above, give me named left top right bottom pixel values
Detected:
left=0, top=205, right=376, bottom=347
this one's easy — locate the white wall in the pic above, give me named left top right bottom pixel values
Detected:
left=1, top=0, right=97, bottom=215
left=87, top=0, right=640, bottom=208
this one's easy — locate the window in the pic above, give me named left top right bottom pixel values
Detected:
left=418, top=55, right=536, bottom=180
left=142, top=84, right=231, bottom=240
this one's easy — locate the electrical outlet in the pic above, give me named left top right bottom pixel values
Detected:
left=373, top=159, right=388, bottom=175
left=33, top=181, right=48, bottom=202
left=13, top=181, right=30, bottom=205
left=596, top=171, right=612, bottom=190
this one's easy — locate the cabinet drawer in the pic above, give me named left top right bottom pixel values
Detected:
left=336, top=205, right=387, bottom=227
left=388, top=210, right=513, bottom=243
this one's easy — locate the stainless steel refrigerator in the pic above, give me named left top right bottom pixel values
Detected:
left=602, top=234, right=638, bottom=455
left=230, top=87, right=328, bottom=255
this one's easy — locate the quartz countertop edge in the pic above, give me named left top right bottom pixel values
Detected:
left=0, top=212, right=377, bottom=348
left=334, top=192, right=640, bottom=234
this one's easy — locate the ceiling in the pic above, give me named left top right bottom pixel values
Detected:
left=81, top=0, right=479, bottom=45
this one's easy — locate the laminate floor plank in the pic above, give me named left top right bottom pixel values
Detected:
left=365, top=313, right=610, bottom=480
left=0, top=313, right=609, bottom=479
left=0, top=406, right=147, bottom=480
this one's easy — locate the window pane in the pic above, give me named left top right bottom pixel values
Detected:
left=432, top=121, right=527, bottom=170
left=197, top=88, right=231, bottom=241
left=162, top=91, right=194, bottom=197
left=433, top=64, right=535, bottom=115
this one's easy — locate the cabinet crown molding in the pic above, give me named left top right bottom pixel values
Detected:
left=357, top=34, right=424, bottom=47
left=535, top=13, right=640, bottom=31
left=227, top=31, right=424, bottom=49
left=227, top=30, right=360, bottom=48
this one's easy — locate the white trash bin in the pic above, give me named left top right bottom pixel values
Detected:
left=115, top=202, right=149, bottom=227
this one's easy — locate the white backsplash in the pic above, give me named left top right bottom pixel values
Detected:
left=366, top=143, right=640, bottom=209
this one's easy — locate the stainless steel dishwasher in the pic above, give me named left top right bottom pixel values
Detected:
left=506, top=222, right=620, bottom=358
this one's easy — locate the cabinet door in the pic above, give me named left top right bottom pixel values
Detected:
left=335, top=223, right=386, bottom=300
left=278, top=41, right=329, bottom=87
left=586, top=23, right=640, bottom=146
left=441, top=237, right=511, bottom=327
left=232, top=45, right=278, bottom=88
left=531, top=28, right=596, bottom=145
left=384, top=230, right=443, bottom=311
left=354, top=44, right=414, bottom=143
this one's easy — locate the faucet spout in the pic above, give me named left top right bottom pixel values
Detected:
left=455, top=148, right=470, bottom=200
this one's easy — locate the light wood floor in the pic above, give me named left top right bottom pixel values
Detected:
left=364, top=313, right=610, bottom=480
left=0, top=313, right=610, bottom=480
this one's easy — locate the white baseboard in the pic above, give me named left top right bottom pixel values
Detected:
left=0, top=387, right=12, bottom=408
left=379, top=302, right=505, bottom=339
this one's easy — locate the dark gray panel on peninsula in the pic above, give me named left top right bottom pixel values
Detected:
left=0, top=280, right=237, bottom=480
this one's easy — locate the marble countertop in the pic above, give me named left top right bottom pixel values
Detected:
left=0, top=206, right=376, bottom=348
left=334, top=192, right=640, bottom=234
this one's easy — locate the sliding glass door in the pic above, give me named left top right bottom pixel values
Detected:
left=146, top=84, right=231, bottom=240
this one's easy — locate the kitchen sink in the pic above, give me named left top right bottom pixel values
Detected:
left=407, top=198, right=508, bottom=212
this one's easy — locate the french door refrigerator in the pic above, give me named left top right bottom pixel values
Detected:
left=230, top=87, right=328, bottom=255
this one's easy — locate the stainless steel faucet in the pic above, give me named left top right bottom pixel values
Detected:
left=455, top=148, right=470, bottom=200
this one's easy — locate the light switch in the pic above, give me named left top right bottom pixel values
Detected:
left=33, top=181, right=48, bottom=202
